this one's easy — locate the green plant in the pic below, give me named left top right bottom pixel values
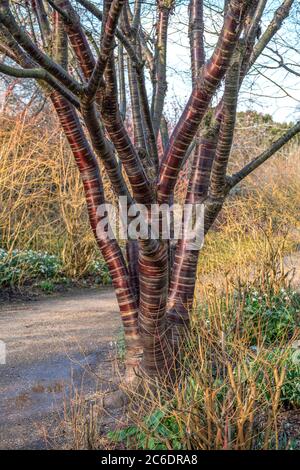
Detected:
left=0, top=248, right=61, bottom=286
left=108, top=409, right=184, bottom=450
left=38, top=279, right=55, bottom=293
left=242, top=287, right=300, bottom=345
left=88, top=259, right=112, bottom=285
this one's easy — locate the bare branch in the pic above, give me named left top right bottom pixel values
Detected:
left=210, top=47, right=242, bottom=197
left=0, top=1, right=83, bottom=95
left=75, top=0, right=142, bottom=67
left=229, top=121, right=300, bottom=188
left=0, top=62, right=80, bottom=108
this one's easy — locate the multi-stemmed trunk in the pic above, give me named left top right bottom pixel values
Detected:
left=0, top=0, right=299, bottom=384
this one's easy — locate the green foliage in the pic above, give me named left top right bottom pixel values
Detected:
left=88, top=259, right=112, bottom=285
left=249, top=347, right=300, bottom=408
left=242, top=286, right=300, bottom=345
left=38, top=279, right=55, bottom=293
left=0, top=248, right=61, bottom=286
left=108, top=409, right=184, bottom=450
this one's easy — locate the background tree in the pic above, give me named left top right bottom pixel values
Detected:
left=0, top=0, right=299, bottom=385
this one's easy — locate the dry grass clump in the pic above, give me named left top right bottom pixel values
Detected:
left=105, top=241, right=300, bottom=450
left=199, top=144, right=300, bottom=278
left=57, top=238, right=300, bottom=450
left=0, top=112, right=101, bottom=278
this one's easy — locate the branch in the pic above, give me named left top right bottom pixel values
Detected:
left=229, top=121, right=300, bottom=188
left=127, top=53, right=147, bottom=149
left=157, top=0, right=251, bottom=204
left=53, top=7, right=68, bottom=69
left=118, top=42, right=126, bottom=120
left=51, top=92, right=141, bottom=353
left=81, top=101, right=133, bottom=200
left=0, top=62, right=80, bottom=108
left=52, top=0, right=96, bottom=80
left=101, top=56, right=154, bottom=204
left=0, top=24, right=34, bottom=68
left=167, top=125, right=219, bottom=324
left=32, top=0, right=52, bottom=46
left=84, top=0, right=124, bottom=100
left=213, top=0, right=292, bottom=138
left=135, top=64, right=159, bottom=170
left=0, top=1, right=83, bottom=96
left=46, top=0, right=70, bottom=21
left=0, top=42, right=18, bottom=62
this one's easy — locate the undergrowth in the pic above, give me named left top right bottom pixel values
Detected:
left=107, top=246, right=300, bottom=450
left=0, top=248, right=111, bottom=288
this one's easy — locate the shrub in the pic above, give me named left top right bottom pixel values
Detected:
left=242, top=287, right=300, bottom=345
left=0, top=248, right=61, bottom=286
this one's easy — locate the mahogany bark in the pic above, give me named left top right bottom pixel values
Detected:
left=0, top=0, right=298, bottom=382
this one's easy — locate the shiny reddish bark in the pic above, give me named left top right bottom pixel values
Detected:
left=2, top=0, right=296, bottom=382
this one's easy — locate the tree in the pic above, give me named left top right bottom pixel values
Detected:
left=0, top=0, right=299, bottom=385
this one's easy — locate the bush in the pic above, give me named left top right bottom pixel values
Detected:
left=88, top=259, right=112, bottom=285
left=108, top=275, right=300, bottom=450
left=242, top=286, right=300, bottom=345
left=0, top=248, right=61, bottom=286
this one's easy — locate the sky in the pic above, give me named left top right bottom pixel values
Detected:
left=0, top=1, right=299, bottom=123
left=160, top=1, right=300, bottom=124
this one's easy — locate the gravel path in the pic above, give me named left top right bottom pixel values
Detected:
left=0, top=288, right=120, bottom=449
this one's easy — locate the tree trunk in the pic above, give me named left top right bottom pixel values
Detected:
left=1, top=0, right=298, bottom=388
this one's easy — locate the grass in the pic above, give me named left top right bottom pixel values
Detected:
left=108, top=262, right=300, bottom=450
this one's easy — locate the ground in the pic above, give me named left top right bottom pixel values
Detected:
left=0, top=252, right=299, bottom=450
left=0, top=288, right=121, bottom=449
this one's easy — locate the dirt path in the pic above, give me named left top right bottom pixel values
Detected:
left=0, top=288, right=121, bottom=450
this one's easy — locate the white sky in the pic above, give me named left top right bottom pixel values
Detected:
left=162, top=1, right=300, bottom=124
